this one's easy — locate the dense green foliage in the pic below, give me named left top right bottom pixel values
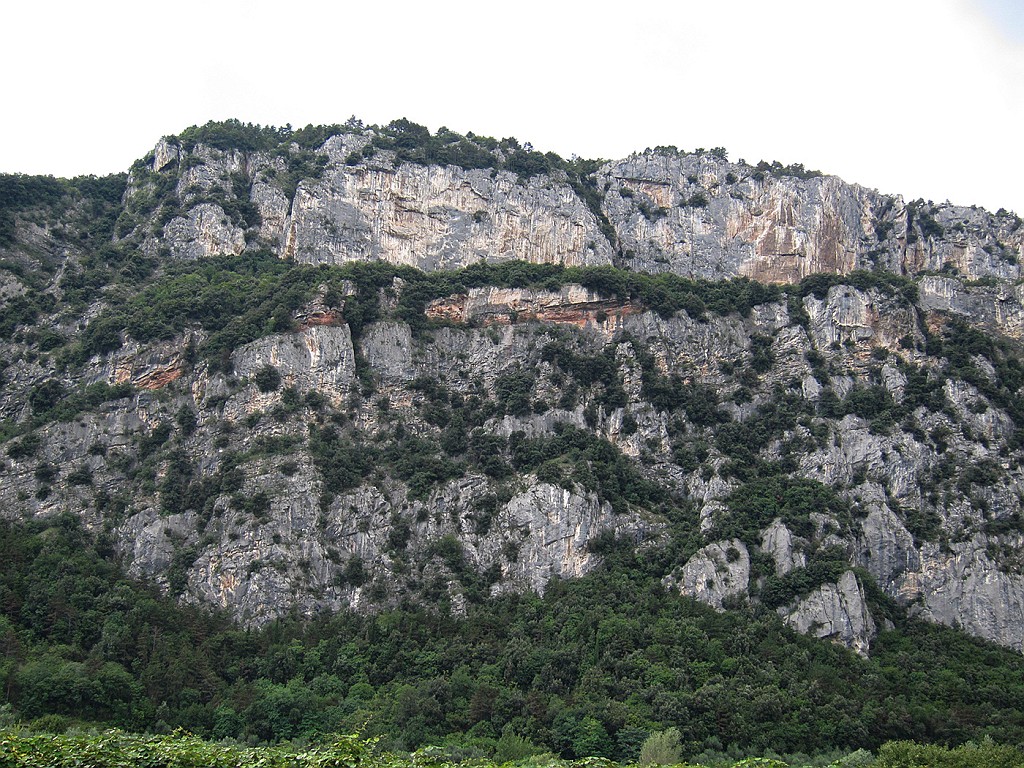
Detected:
left=165, top=118, right=361, bottom=158
left=0, top=729, right=370, bottom=768
left=719, top=477, right=849, bottom=542
left=62, top=250, right=310, bottom=368
left=509, top=424, right=667, bottom=514
left=0, top=174, right=70, bottom=209
left=173, top=120, right=301, bottom=153
left=750, top=161, right=822, bottom=181
left=4, top=729, right=1022, bottom=768
left=4, top=728, right=1021, bottom=768
left=927, top=316, right=1024, bottom=427
left=0, top=171, right=127, bottom=340
left=872, top=739, right=1024, bottom=768
left=27, top=380, right=133, bottom=424
left=792, top=271, right=917, bottom=306
left=3, top=517, right=1024, bottom=761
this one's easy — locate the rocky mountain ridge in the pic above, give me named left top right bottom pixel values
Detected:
left=2, top=119, right=1024, bottom=659
left=129, top=127, right=1024, bottom=285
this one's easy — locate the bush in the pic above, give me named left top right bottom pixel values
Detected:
left=495, top=372, right=535, bottom=417
left=253, top=365, right=282, bottom=392
left=721, top=476, right=850, bottom=542
left=639, top=728, right=682, bottom=765
left=6, top=432, right=41, bottom=459
left=29, top=379, right=66, bottom=416
left=495, top=730, right=545, bottom=762
left=66, top=466, right=94, bottom=486
left=875, top=738, right=1024, bottom=768
left=309, top=425, right=372, bottom=496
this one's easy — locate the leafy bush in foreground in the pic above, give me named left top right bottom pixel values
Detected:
left=0, top=729, right=369, bottom=768
left=1, top=730, right=1021, bottom=768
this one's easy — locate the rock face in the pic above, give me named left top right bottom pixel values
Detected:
left=888, top=537, right=1024, bottom=652
left=283, top=161, right=614, bottom=270
left=804, top=285, right=917, bottom=351
left=120, top=131, right=1023, bottom=285
left=667, top=539, right=750, bottom=610
left=494, top=482, right=657, bottom=595
left=781, top=571, right=876, bottom=657
left=155, top=473, right=659, bottom=625
left=162, top=203, right=246, bottom=260
left=6, top=123, right=1024, bottom=655
left=917, top=275, right=1024, bottom=341
left=599, top=154, right=873, bottom=280
left=596, top=152, right=1023, bottom=283
left=3, top=274, right=1023, bottom=654
left=231, top=324, right=357, bottom=406
left=761, top=520, right=805, bottom=576
left=425, top=285, right=641, bottom=330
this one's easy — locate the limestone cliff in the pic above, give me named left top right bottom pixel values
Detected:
left=4, top=120, right=1024, bottom=657
left=282, top=137, right=614, bottom=270
left=117, top=128, right=1022, bottom=289
left=598, top=152, right=1022, bottom=283
left=780, top=571, right=876, bottom=657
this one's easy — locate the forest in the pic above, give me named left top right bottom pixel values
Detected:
left=3, top=514, right=1024, bottom=765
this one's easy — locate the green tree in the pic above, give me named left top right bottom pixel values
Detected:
left=573, top=716, right=614, bottom=759
left=495, top=728, right=544, bottom=762
left=639, top=727, right=683, bottom=765
left=253, top=364, right=282, bottom=392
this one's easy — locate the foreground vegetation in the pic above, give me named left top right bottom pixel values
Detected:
left=0, top=728, right=1021, bottom=768
left=3, top=517, right=1024, bottom=762
left=0, top=729, right=369, bottom=768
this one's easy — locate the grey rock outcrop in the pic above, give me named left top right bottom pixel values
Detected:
left=667, top=539, right=750, bottom=610
left=425, top=284, right=641, bottom=331
left=597, top=151, right=1023, bottom=282
left=120, top=132, right=1024, bottom=288
left=804, top=286, right=918, bottom=351
left=120, top=471, right=659, bottom=625
left=918, top=275, right=1024, bottom=340
left=761, top=520, right=805, bottom=576
left=162, top=203, right=246, bottom=260
left=492, top=482, right=660, bottom=594
left=599, top=153, right=878, bottom=280
left=887, top=538, right=1024, bottom=653
left=281, top=162, right=614, bottom=270
left=781, top=571, right=876, bottom=656
left=231, top=324, right=357, bottom=406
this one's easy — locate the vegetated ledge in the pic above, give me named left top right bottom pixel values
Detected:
left=59, top=254, right=918, bottom=373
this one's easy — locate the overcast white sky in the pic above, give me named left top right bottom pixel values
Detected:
left=3, top=0, right=1023, bottom=214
